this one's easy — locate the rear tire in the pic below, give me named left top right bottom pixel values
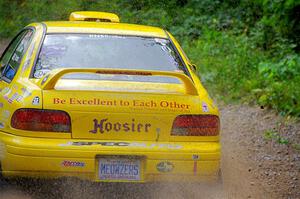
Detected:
left=0, top=163, right=8, bottom=186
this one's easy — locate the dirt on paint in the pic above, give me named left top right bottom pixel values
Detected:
left=0, top=41, right=299, bottom=199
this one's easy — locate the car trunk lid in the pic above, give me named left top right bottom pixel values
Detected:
left=40, top=68, right=201, bottom=141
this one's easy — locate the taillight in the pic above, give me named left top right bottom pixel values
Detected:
left=171, top=115, right=219, bottom=136
left=11, top=109, right=71, bottom=132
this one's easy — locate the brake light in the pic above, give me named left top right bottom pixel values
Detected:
left=171, top=115, right=219, bottom=136
left=11, top=109, right=71, bottom=132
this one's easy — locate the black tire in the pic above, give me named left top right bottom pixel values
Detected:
left=0, top=164, right=10, bottom=187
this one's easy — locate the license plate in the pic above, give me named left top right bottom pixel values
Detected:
left=98, top=157, right=141, bottom=181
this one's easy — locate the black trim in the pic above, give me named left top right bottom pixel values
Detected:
left=163, top=30, right=193, bottom=81
left=0, top=32, right=23, bottom=64
left=29, top=23, right=47, bottom=78
left=45, top=32, right=167, bottom=39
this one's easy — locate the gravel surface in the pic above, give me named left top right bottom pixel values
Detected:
left=221, top=104, right=300, bottom=199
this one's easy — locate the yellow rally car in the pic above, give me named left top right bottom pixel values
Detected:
left=0, top=11, right=220, bottom=182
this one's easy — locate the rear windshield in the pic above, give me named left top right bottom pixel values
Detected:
left=34, top=34, right=187, bottom=82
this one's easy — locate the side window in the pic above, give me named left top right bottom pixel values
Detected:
left=1, top=30, right=33, bottom=82
left=0, top=33, right=25, bottom=69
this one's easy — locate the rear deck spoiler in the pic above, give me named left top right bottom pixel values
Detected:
left=37, top=68, right=198, bottom=95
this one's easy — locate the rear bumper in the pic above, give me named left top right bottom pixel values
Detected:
left=0, top=132, right=220, bottom=182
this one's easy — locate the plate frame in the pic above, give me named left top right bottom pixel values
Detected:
left=96, top=155, right=145, bottom=182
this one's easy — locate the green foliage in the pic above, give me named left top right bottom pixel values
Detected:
left=0, top=0, right=299, bottom=116
left=252, top=0, right=300, bottom=51
left=0, top=0, right=81, bottom=37
left=184, top=28, right=300, bottom=116
left=256, top=54, right=300, bottom=116
left=184, top=29, right=265, bottom=100
left=292, top=143, right=300, bottom=151
left=263, top=130, right=289, bottom=145
left=263, top=121, right=300, bottom=151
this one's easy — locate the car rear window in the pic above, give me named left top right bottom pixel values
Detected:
left=34, top=34, right=187, bottom=83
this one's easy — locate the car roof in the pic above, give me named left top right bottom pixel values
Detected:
left=42, top=21, right=168, bottom=38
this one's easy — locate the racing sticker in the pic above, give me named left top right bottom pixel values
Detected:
left=32, top=96, right=40, bottom=105
left=34, top=69, right=51, bottom=79
left=156, top=161, right=174, bottom=173
left=53, top=97, right=191, bottom=111
left=0, top=122, right=4, bottom=129
left=2, top=110, right=10, bottom=119
left=22, top=41, right=36, bottom=72
left=89, top=118, right=151, bottom=134
left=7, top=93, right=19, bottom=104
left=2, top=88, right=12, bottom=103
left=61, top=160, right=85, bottom=167
left=15, top=95, right=23, bottom=102
left=21, top=87, right=32, bottom=98
left=11, top=54, right=20, bottom=63
left=192, top=154, right=200, bottom=160
left=41, top=74, right=50, bottom=85
left=202, top=102, right=209, bottom=112
left=1, top=87, right=11, bottom=95
left=59, top=141, right=183, bottom=150
left=61, top=142, right=131, bottom=147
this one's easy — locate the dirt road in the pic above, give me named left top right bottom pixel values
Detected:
left=0, top=41, right=299, bottom=198
left=221, top=105, right=299, bottom=199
